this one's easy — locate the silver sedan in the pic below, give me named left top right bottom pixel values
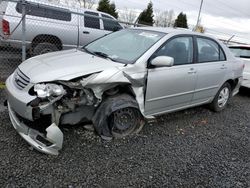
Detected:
left=5, top=27, right=244, bottom=155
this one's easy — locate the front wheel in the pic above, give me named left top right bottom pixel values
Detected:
left=209, top=82, right=231, bottom=112
left=109, top=107, right=145, bottom=138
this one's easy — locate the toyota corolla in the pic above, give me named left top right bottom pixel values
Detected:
left=5, top=27, right=244, bottom=155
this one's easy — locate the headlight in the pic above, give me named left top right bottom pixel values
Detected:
left=34, top=83, right=65, bottom=99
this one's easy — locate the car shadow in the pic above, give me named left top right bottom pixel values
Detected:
left=239, top=87, right=250, bottom=97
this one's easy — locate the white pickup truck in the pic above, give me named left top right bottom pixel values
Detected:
left=0, top=0, right=123, bottom=56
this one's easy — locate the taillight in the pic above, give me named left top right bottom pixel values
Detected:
left=2, top=19, right=10, bottom=35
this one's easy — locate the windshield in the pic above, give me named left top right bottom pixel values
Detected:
left=229, top=47, right=250, bottom=59
left=84, top=29, right=165, bottom=64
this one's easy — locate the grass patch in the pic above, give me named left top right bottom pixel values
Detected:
left=0, top=82, right=5, bottom=89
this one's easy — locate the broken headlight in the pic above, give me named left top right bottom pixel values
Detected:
left=34, top=83, right=66, bottom=99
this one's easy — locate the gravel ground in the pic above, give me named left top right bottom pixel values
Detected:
left=0, top=88, right=250, bottom=188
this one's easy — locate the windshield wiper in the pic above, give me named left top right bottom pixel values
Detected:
left=92, top=51, right=116, bottom=62
left=81, top=47, right=95, bottom=55
left=81, top=48, right=129, bottom=64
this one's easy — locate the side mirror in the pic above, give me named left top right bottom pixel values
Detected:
left=151, top=56, right=174, bottom=67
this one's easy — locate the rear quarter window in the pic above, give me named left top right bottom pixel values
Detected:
left=16, top=1, right=71, bottom=21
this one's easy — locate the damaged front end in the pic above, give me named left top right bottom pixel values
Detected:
left=6, top=67, right=147, bottom=155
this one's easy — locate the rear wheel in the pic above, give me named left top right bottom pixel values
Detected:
left=109, top=107, right=144, bottom=138
left=209, top=82, right=231, bottom=112
left=31, top=42, right=59, bottom=56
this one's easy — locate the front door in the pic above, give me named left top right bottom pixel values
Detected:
left=145, top=36, right=197, bottom=116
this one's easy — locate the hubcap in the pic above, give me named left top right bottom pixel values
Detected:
left=218, top=87, right=229, bottom=108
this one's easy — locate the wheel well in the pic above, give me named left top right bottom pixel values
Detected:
left=226, top=79, right=238, bottom=90
left=31, top=35, right=63, bottom=50
left=103, top=84, right=136, bottom=98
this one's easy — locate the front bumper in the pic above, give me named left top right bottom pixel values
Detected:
left=7, top=102, right=63, bottom=155
left=6, top=74, right=63, bottom=155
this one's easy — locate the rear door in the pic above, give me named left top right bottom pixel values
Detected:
left=79, top=11, right=105, bottom=46
left=192, top=37, right=227, bottom=104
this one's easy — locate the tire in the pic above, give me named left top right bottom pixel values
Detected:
left=209, top=82, right=231, bottom=112
left=31, top=42, right=59, bottom=56
left=109, top=107, right=145, bottom=138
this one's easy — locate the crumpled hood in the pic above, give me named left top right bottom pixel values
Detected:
left=18, top=49, right=123, bottom=83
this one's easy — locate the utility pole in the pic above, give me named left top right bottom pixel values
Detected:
left=195, top=0, right=204, bottom=31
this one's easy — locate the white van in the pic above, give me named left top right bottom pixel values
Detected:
left=0, top=0, right=123, bottom=56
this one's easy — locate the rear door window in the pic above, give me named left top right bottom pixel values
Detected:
left=16, top=1, right=71, bottom=21
left=196, top=37, right=226, bottom=63
left=84, top=11, right=100, bottom=29
left=101, top=14, right=122, bottom=31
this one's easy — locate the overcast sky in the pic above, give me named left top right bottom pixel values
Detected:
left=113, top=0, right=250, bottom=44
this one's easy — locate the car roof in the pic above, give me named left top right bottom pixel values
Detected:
left=12, top=0, right=117, bottom=20
left=133, top=27, right=198, bottom=35
left=131, top=27, right=223, bottom=42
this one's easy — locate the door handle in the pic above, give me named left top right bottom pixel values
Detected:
left=83, top=31, right=90, bottom=34
left=220, top=64, right=227, bottom=69
left=188, top=68, right=197, bottom=74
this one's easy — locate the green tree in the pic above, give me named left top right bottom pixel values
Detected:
left=97, top=0, right=118, bottom=19
left=138, top=2, right=154, bottom=26
left=174, top=12, right=188, bottom=28
left=109, top=3, right=118, bottom=19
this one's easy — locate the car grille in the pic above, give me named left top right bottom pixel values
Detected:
left=14, top=68, right=30, bottom=90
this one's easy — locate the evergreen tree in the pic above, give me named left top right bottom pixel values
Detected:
left=110, top=3, right=118, bottom=19
left=138, top=2, right=154, bottom=26
left=174, top=12, right=188, bottom=28
left=97, top=0, right=118, bottom=19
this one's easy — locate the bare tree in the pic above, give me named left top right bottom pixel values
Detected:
left=78, top=0, right=96, bottom=9
left=55, top=0, right=95, bottom=9
left=154, top=9, right=175, bottom=27
left=119, top=8, right=138, bottom=23
left=195, top=25, right=205, bottom=33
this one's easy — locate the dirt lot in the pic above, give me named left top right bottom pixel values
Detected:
left=0, top=88, right=249, bottom=187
